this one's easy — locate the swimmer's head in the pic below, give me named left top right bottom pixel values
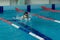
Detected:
left=24, top=12, right=28, bottom=15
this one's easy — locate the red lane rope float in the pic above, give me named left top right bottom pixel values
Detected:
left=15, top=8, right=60, bottom=23
left=1, top=18, right=12, bottom=24
left=41, top=6, right=60, bottom=12
left=33, top=14, right=53, bottom=20
left=16, top=8, right=24, bottom=12
left=0, top=18, right=19, bottom=28
left=0, top=18, right=2, bottom=20
left=0, top=18, right=20, bottom=28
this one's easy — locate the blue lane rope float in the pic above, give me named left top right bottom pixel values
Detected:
left=52, top=4, right=55, bottom=10
left=0, top=6, right=3, bottom=13
left=8, top=19, right=52, bottom=40
left=27, top=5, right=31, bottom=12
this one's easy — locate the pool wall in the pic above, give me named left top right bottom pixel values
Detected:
left=3, top=5, right=27, bottom=11
left=3, top=4, right=60, bottom=11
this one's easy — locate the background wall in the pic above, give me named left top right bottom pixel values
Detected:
left=0, top=0, right=10, bottom=6
left=30, top=0, right=49, bottom=4
left=30, top=0, right=60, bottom=4
left=49, top=0, right=60, bottom=4
left=0, top=0, right=25, bottom=6
left=10, top=0, right=17, bottom=5
left=0, top=0, right=60, bottom=6
left=18, top=0, right=25, bottom=5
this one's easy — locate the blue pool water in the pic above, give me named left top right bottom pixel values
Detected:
left=0, top=8, right=60, bottom=40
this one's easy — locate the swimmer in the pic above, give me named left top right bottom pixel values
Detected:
left=15, top=12, right=31, bottom=21
left=23, top=12, right=29, bottom=20
left=21, top=12, right=31, bottom=21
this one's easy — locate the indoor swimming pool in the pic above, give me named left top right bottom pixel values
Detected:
left=0, top=5, right=60, bottom=40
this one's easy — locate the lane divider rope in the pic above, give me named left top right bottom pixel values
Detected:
left=0, top=18, right=45, bottom=40
left=15, top=8, right=60, bottom=24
